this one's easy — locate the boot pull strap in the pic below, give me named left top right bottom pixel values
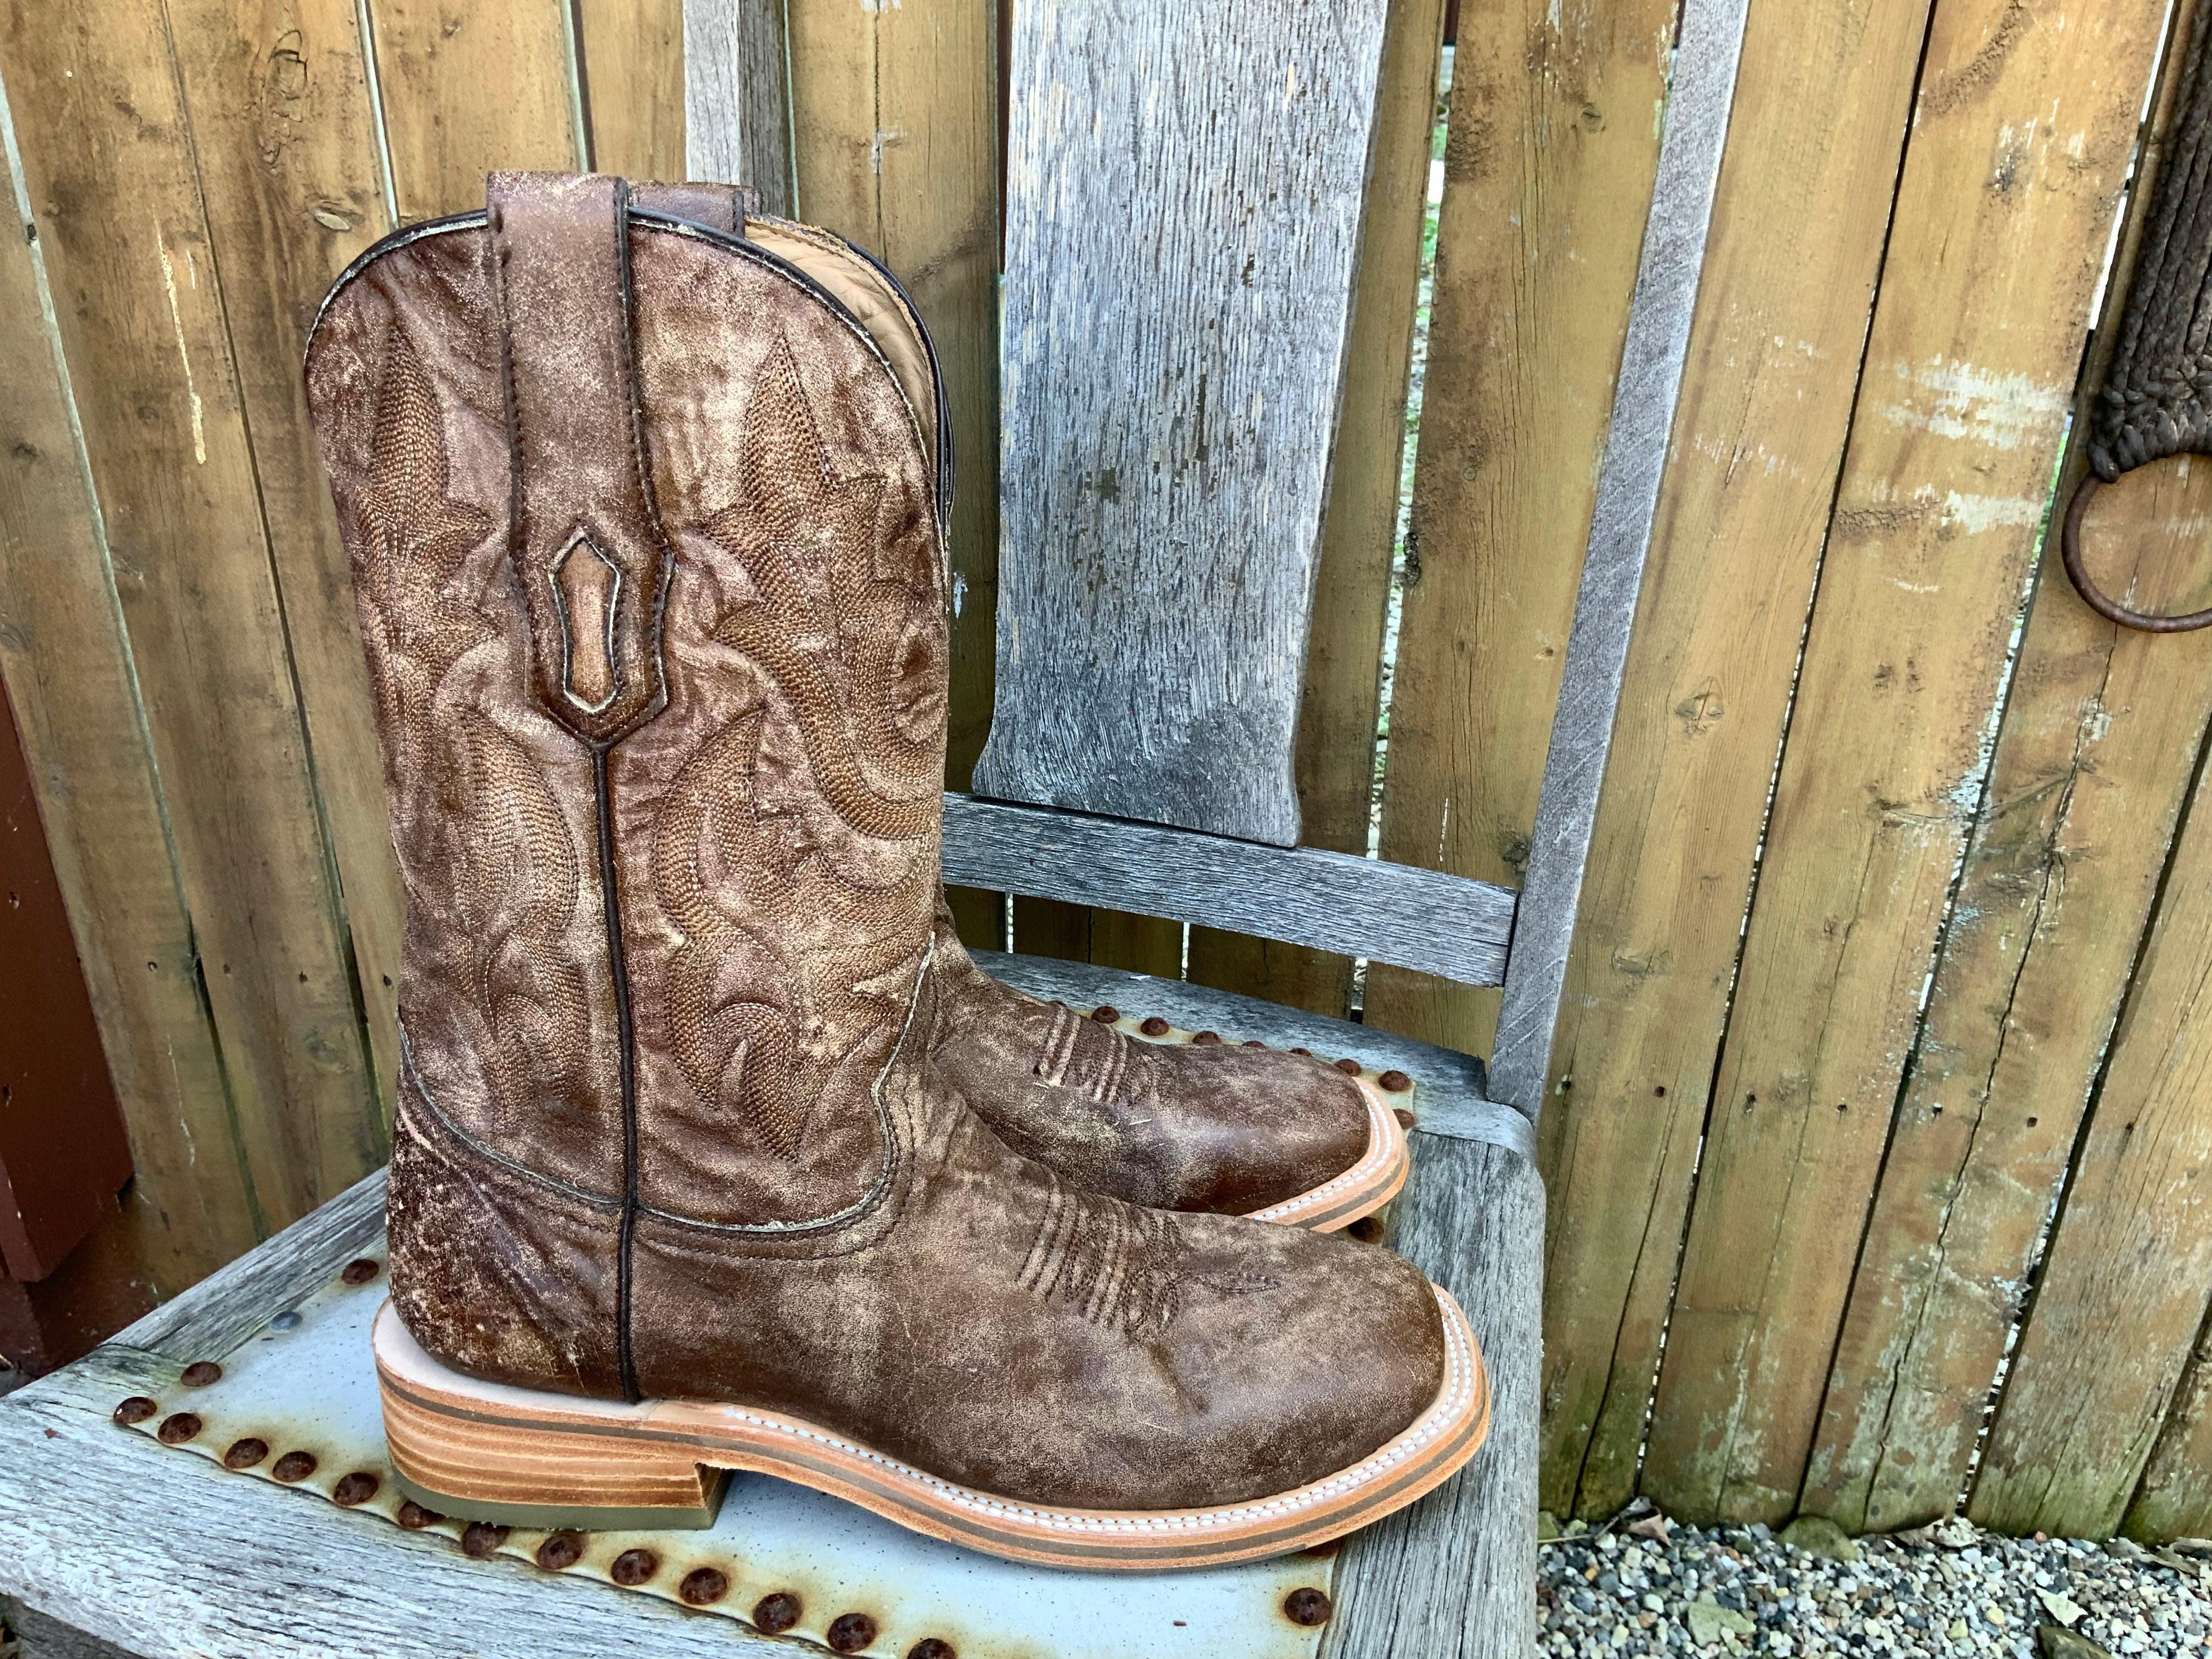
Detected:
left=488, top=171, right=673, bottom=744
left=629, top=180, right=760, bottom=234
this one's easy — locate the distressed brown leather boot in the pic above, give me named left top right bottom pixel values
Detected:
left=307, top=172, right=1483, bottom=1568
left=629, top=180, right=1410, bottom=1231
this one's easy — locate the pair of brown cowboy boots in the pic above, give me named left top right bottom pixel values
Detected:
left=306, top=171, right=1486, bottom=1570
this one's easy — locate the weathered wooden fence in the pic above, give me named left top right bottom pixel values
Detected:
left=5, top=0, right=2212, bottom=1542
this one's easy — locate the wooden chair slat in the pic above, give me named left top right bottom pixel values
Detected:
left=974, top=0, right=1393, bottom=846
left=946, top=795, right=1516, bottom=986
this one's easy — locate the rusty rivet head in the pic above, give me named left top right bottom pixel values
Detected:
left=907, top=1640, right=958, bottom=1659
left=679, top=1566, right=729, bottom=1606
left=1284, top=1587, right=1334, bottom=1626
left=828, top=1612, right=879, bottom=1653
left=333, top=1470, right=380, bottom=1506
left=753, top=1592, right=803, bottom=1633
left=1393, top=1107, right=1416, bottom=1130
left=157, top=1412, right=202, bottom=1444
left=271, top=1449, right=319, bottom=1483
left=535, top=1531, right=585, bottom=1570
left=396, top=1499, right=441, bottom=1530
left=222, top=1437, right=269, bottom=1470
left=610, top=1548, right=659, bottom=1585
left=1139, top=1015, right=1171, bottom=1036
left=180, top=1361, right=223, bottom=1387
left=1289, top=1046, right=1312, bottom=1057
left=340, top=1257, right=381, bottom=1286
left=1090, top=1005, right=1120, bottom=1024
left=1346, top=1216, right=1385, bottom=1244
left=460, top=1520, right=509, bottom=1558
left=113, top=1396, right=158, bottom=1426
left=1379, top=1069, right=1412, bottom=1093
left=1334, top=1057, right=1363, bottom=1075
left=1191, top=1030, right=1222, bottom=1045
left=1243, top=1039, right=1266, bottom=1048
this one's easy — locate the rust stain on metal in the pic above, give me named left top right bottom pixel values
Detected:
left=1345, top=1217, right=1385, bottom=1244
left=396, top=1499, right=442, bottom=1530
left=537, top=1531, right=584, bottom=1569
left=1333, top=1057, right=1362, bottom=1075
left=1090, top=1005, right=1119, bottom=1023
left=271, top=1449, right=318, bottom=1483
left=1140, top=1016, right=1171, bottom=1036
left=333, top=1470, right=380, bottom=1506
left=180, top=1361, right=223, bottom=1387
left=112, top=1396, right=157, bottom=1426
left=1393, top=1108, right=1415, bottom=1130
left=156, top=1412, right=201, bottom=1444
left=340, top=1257, right=382, bottom=1285
left=222, top=1437, right=268, bottom=1470
left=754, top=1591, right=802, bottom=1633
left=906, top=1640, right=957, bottom=1659
left=1192, top=1030, right=1222, bottom=1045
left=611, top=1547, right=659, bottom=1585
left=679, top=1566, right=729, bottom=1605
left=1379, top=1070, right=1412, bottom=1093
left=461, top=1521, right=509, bottom=1558
left=827, top=1611, right=879, bottom=1652
left=1283, top=1587, right=1333, bottom=1627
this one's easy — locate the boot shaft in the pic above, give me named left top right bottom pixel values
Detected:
left=308, top=174, right=948, bottom=1235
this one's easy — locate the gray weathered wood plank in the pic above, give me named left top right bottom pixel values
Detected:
left=1323, top=1133, right=1542, bottom=1659
left=115, top=1170, right=386, bottom=1365
left=1487, top=0, right=1754, bottom=1115
left=0, top=1348, right=790, bottom=1659
left=974, top=0, right=1393, bottom=845
left=947, top=794, right=1516, bottom=986
left=682, top=0, right=792, bottom=213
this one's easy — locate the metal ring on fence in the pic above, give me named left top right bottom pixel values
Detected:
left=2061, top=469, right=2212, bottom=634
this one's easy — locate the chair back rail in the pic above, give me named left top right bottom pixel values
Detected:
left=972, top=0, right=1394, bottom=845
left=942, top=793, right=1515, bottom=985
left=1486, top=0, right=1752, bottom=1115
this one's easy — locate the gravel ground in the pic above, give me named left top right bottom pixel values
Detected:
left=1539, top=1507, right=2212, bottom=1657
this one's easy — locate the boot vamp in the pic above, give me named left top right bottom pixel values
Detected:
left=627, top=1105, right=1443, bottom=1510
left=934, top=945, right=1371, bottom=1214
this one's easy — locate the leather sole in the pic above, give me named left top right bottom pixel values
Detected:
left=373, top=1290, right=1488, bottom=1570
left=1242, top=1071, right=1410, bottom=1232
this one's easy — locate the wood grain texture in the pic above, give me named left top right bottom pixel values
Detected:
left=580, top=0, right=686, bottom=180
left=1804, top=1, right=2212, bottom=1534
left=0, top=1347, right=788, bottom=1659
left=1, top=0, right=383, bottom=1233
left=1644, top=0, right=2170, bottom=1528
left=1187, top=0, right=1446, bottom=1019
left=980, top=951, right=1535, bottom=1159
left=1323, top=1133, right=1542, bottom=1659
left=367, top=0, right=577, bottom=219
left=1968, top=753, right=2212, bottom=1538
left=944, top=794, right=1516, bottom=984
left=1529, top=0, right=1932, bottom=1519
left=162, top=0, right=405, bottom=1113
left=1487, top=0, right=1748, bottom=1114
left=0, top=135, right=253, bottom=1297
left=2129, top=1311, right=2212, bottom=1541
left=1364, top=0, right=1678, bottom=1057
left=974, top=0, right=1392, bottom=845
left=683, top=0, right=789, bottom=211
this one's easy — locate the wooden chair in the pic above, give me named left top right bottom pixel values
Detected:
left=0, top=0, right=1750, bottom=1654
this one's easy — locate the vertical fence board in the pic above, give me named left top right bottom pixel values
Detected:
left=1644, top=0, right=2169, bottom=1527
left=1187, top=0, right=1445, bottom=1020
left=1804, top=0, right=2212, bottom=1534
left=366, top=0, right=577, bottom=219
left=1971, top=758, right=2212, bottom=1537
left=1534, top=0, right=1931, bottom=1519
left=1, top=0, right=386, bottom=1230
left=577, top=0, right=686, bottom=180
left=787, top=0, right=1001, bottom=952
left=0, top=118, right=256, bottom=1296
left=161, top=0, right=405, bottom=1108
left=1365, top=0, right=1678, bottom=1055
left=2128, top=1310, right=2212, bottom=1541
